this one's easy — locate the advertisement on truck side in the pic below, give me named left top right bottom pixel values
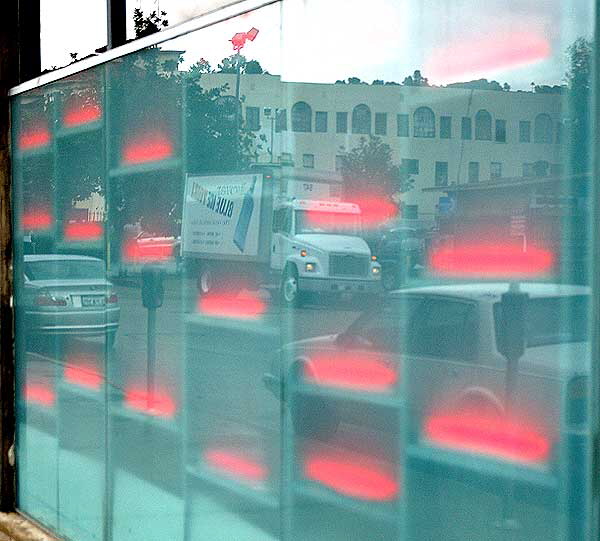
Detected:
left=183, top=173, right=263, bottom=257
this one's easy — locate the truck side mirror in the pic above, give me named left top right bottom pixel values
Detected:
left=141, top=265, right=164, bottom=309
left=496, top=286, right=528, bottom=362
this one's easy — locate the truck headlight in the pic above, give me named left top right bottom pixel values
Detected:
left=305, top=262, right=316, bottom=272
left=371, top=266, right=380, bottom=275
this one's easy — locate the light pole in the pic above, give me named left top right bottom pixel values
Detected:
left=229, top=27, right=259, bottom=168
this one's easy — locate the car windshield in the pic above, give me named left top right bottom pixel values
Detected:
left=295, top=210, right=360, bottom=235
left=24, top=259, right=106, bottom=281
left=494, top=295, right=589, bottom=347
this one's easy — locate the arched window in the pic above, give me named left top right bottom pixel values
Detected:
left=474, top=110, right=492, bottom=140
left=413, top=107, right=435, bottom=138
left=352, top=104, right=371, bottom=134
left=291, top=101, right=312, bottom=132
left=534, top=114, right=553, bottom=143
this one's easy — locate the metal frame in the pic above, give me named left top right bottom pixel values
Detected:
left=9, top=0, right=280, bottom=97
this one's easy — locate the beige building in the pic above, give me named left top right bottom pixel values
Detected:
left=199, top=73, right=564, bottom=219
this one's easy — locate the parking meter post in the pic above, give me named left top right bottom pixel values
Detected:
left=147, top=306, right=156, bottom=403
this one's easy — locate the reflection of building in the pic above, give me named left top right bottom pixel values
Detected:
left=199, top=73, right=563, bottom=218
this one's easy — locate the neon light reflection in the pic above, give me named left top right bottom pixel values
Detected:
left=24, top=383, right=55, bottom=407
left=204, top=448, right=268, bottom=485
left=197, top=292, right=266, bottom=320
left=122, top=133, right=173, bottom=165
left=124, top=387, right=177, bottom=418
left=64, top=222, right=104, bottom=241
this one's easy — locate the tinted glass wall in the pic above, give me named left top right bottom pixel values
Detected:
left=11, top=0, right=596, bottom=540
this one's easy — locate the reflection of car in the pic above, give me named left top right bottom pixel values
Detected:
left=266, top=283, right=589, bottom=448
left=23, top=255, right=120, bottom=345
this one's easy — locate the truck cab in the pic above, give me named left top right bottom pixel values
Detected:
left=272, top=199, right=381, bottom=306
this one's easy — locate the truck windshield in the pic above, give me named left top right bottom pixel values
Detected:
left=295, top=210, right=361, bottom=235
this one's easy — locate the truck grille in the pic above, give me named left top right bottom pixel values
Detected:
left=329, top=254, right=369, bottom=277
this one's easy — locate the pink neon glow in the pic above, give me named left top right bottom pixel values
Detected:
left=124, top=387, right=177, bottom=418
left=424, top=412, right=551, bottom=464
left=197, top=292, right=266, bottom=320
left=429, top=242, right=555, bottom=277
left=63, top=101, right=102, bottom=127
left=64, top=221, right=104, bottom=241
left=306, top=196, right=398, bottom=230
left=122, top=133, right=173, bottom=164
left=19, top=129, right=51, bottom=150
left=122, top=238, right=174, bottom=263
left=64, top=362, right=103, bottom=390
left=24, top=383, right=55, bottom=407
left=427, top=31, right=551, bottom=82
left=22, top=208, right=53, bottom=230
left=204, top=448, right=268, bottom=484
left=303, top=446, right=399, bottom=501
left=304, top=353, right=397, bottom=392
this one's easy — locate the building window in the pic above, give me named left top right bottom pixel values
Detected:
left=315, top=111, right=328, bottom=133
left=402, top=158, right=419, bottom=175
left=468, top=161, right=480, bottom=183
left=475, top=109, right=492, bottom=140
left=495, top=119, right=506, bottom=142
left=245, top=106, right=260, bottom=131
left=523, top=162, right=534, bottom=177
left=534, top=113, right=553, bottom=143
left=336, top=112, right=348, bottom=133
left=490, top=162, right=502, bottom=179
left=275, top=108, right=287, bottom=132
left=413, top=106, right=435, bottom=138
left=291, top=101, right=312, bottom=132
left=303, top=154, right=315, bottom=168
left=556, top=121, right=563, bottom=144
left=519, top=120, right=531, bottom=142
left=550, top=163, right=564, bottom=176
left=335, top=155, right=344, bottom=171
left=435, top=161, right=448, bottom=186
left=440, top=116, right=452, bottom=139
left=533, top=160, right=549, bottom=176
left=397, top=114, right=409, bottom=137
left=352, top=104, right=371, bottom=134
left=375, top=112, right=387, bottom=135
left=461, top=117, right=472, bottom=140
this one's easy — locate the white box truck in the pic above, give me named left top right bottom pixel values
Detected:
left=181, top=166, right=382, bottom=306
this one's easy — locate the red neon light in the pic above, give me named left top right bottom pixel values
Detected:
left=24, top=383, right=55, bottom=407
left=197, top=292, right=266, bottom=320
left=124, top=387, right=177, bottom=418
left=424, top=413, right=551, bottom=464
left=204, top=448, right=268, bottom=484
left=22, top=209, right=52, bottom=230
left=64, top=221, right=104, bottom=241
left=427, top=31, right=551, bottom=83
left=122, top=133, right=173, bottom=165
left=429, top=243, right=555, bottom=277
left=304, top=353, right=397, bottom=392
left=122, top=238, right=174, bottom=263
left=63, top=102, right=102, bottom=127
left=303, top=447, right=399, bottom=502
left=64, top=362, right=103, bottom=390
left=19, top=129, right=51, bottom=150
left=305, top=196, right=397, bottom=230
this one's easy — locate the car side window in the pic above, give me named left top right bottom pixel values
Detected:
left=409, top=299, right=478, bottom=360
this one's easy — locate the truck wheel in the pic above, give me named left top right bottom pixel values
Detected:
left=197, top=263, right=215, bottom=296
left=281, top=266, right=303, bottom=308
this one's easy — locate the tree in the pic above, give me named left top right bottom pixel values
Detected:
left=565, top=37, right=592, bottom=174
left=244, top=59, right=264, bottom=74
left=403, top=70, right=428, bottom=86
left=217, top=55, right=264, bottom=74
left=446, top=79, right=503, bottom=91
left=372, top=79, right=384, bottom=85
left=339, top=136, right=414, bottom=204
left=133, top=8, right=169, bottom=38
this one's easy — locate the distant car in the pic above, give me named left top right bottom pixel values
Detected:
left=22, top=254, right=120, bottom=346
left=265, top=283, right=589, bottom=449
left=375, top=227, right=425, bottom=289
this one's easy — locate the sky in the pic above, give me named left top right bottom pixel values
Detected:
left=40, top=0, right=594, bottom=90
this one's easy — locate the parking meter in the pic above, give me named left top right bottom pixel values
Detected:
left=141, top=265, right=164, bottom=309
left=496, top=283, right=528, bottom=403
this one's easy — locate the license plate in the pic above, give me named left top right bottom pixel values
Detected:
left=82, top=295, right=105, bottom=307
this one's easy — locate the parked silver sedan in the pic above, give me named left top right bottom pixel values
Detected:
left=22, top=255, right=120, bottom=346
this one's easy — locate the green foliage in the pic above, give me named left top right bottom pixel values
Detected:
left=402, top=70, right=428, bottom=86
left=339, top=136, right=414, bottom=201
left=446, top=79, right=506, bottom=91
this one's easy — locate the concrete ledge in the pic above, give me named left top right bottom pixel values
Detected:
left=0, top=513, right=61, bottom=541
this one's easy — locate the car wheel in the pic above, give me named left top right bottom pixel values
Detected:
left=281, top=266, right=303, bottom=308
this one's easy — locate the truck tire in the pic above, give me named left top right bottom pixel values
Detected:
left=197, top=263, right=215, bottom=296
left=382, top=263, right=401, bottom=291
left=281, top=266, right=304, bottom=308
